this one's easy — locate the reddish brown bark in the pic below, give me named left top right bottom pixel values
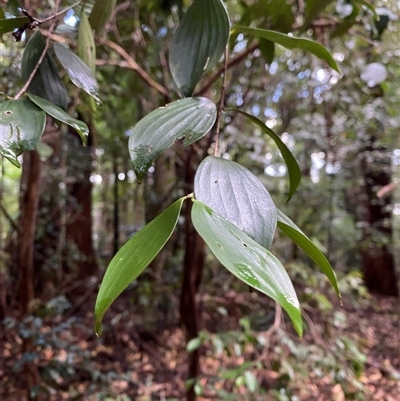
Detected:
left=179, top=147, right=205, bottom=401
left=63, top=131, right=98, bottom=283
left=359, top=142, right=398, bottom=297
left=17, top=150, right=41, bottom=400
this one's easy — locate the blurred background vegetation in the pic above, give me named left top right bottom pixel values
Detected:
left=0, top=0, right=399, bottom=400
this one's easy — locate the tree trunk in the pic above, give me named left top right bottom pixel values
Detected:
left=17, top=150, right=41, bottom=400
left=64, top=132, right=98, bottom=283
left=359, top=140, right=399, bottom=297
left=180, top=147, right=205, bottom=401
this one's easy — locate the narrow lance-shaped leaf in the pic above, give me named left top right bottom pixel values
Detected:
left=192, top=200, right=302, bottom=336
left=194, top=156, right=277, bottom=249
left=0, top=16, right=28, bottom=36
left=232, top=27, right=340, bottom=72
left=89, top=0, right=116, bottom=35
left=77, top=11, right=96, bottom=74
left=53, top=43, right=100, bottom=103
left=169, top=0, right=230, bottom=96
left=231, top=109, right=301, bottom=201
left=27, top=93, right=89, bottom=146
left=21, top=30, right=68, bottom=109
left=95, top=196, right=187, bottom=336
left=277, top=209, right=341, bottom=299
left=0, top=99, right=46, bottom=167
left=129, top=97, right=217, bottom=181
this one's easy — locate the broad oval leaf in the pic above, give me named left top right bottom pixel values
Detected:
left=95, top=196, right=186, bottom=336
left=53, top=42, right=100, bottom=103
left=194, top=156, right=277, bottom=249
left=0, top=16, right=29, bottom=36
left=277, top=209, right=341, bottom=299
left=192, top=200, right=302, bottom=336
left=129, top=97, right=217, bottom=181
left=232, top=27, right=340, bottom=72
left=0, top=99, right=46, bottom=167
left=77, top=11, right=96, bottom=74
left=27, top=93, right=89, bottom=146
left=21, top=31, right=68, bottom=109
left=232, top=109, right=301, bottom=201
left=89, top=0, right=116, bottom=35
left=169, top=0, right=230, bottom=96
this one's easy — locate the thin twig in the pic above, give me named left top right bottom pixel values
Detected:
left=38, top=1, right=82, bottom=25
left=266, top=302, right=282, bottom=337
left=14, top=1, right=62, bottom=100
left=98, top=38, right=168, bottom=98
left=195, top=42, right=258, bottom=97
left=213, top=46, right=229, bottom=157
left=0, top=204, right=18, bottom=231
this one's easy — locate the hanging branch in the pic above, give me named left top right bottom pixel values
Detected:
left=12, top=2, right=82, bottom=42
left=98, top=38, right=169, bottom=98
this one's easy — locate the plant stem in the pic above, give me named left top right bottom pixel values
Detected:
left=214, top=46, right=229, bottom=157
left=38, top=1, right=83, bottom=25
left=14, top=0, right=62, bottom=100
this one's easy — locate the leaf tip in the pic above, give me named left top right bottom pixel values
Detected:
left=95, top=320, right=103, bottom=337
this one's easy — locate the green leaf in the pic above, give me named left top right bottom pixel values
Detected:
left=21, top=31, right=68, bottom=109
left=77, top=11, right=96, bottom=74
left=89, top=0, right=116, bottom=35
left=0, top=8, right=5, bottom=19
left=232, top=27, right=340, bottom=72
left=186, top=337, right=202, bottom=352
left=330, top=20, right=357, bottom=40
left=258, top=39, right=275, bottom=64
left=244, top=371, right=258, bottom=393
left=277, top=209, right=340, bottom=299
left=194, top=156, right=277, bottom=249
left=53, top=43, right=100, bottom=103
left=305, top=0, right=335, bottom=22
left=169, top=0, right=230, bottom=96
left=94, top=197, right=186, bottom=336
left=232, top=109, right=301, bottom=201
left=192, top=200, right=302, bottom=336
left=129, top=97, right=217, bottom=181
left=0, top=17, right=28, bottom=36
left=0, top=99, right=46, bottom=167
left=26, top=93, right=89, bottom=146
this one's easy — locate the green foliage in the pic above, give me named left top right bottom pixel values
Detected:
left=128, top=97, right=217, bottom=181
left=77, top=11, right=96, bottom=74
left=233, top=27, right=340, bottom=72
left=27, top=93, right=89, bottom=145
left=0, top=99, right=46, bottom=166
left=21, top=31, right=68, bottom=109
left=192, top=200, right=302, bottom=336
left=232, top=110, right=301, bottom=201
left=0, top=16, right=29, bottom=36
left=194, top=156, right=277, bottom=249
left=95, top=196, right=187, bottom=336
left=169, top=0, right=230, bottom=96
left=277, top=210, right=340, bottom=298
left=93, top=0, right=344, bottom=337
left=53, top=42, right=100, bottom=103
left=2, top=0, right=346, bottom=341
left=89, top=0, right=117, bottom=35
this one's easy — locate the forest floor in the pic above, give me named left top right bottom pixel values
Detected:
left=1, top=280, right=399, bottom=401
